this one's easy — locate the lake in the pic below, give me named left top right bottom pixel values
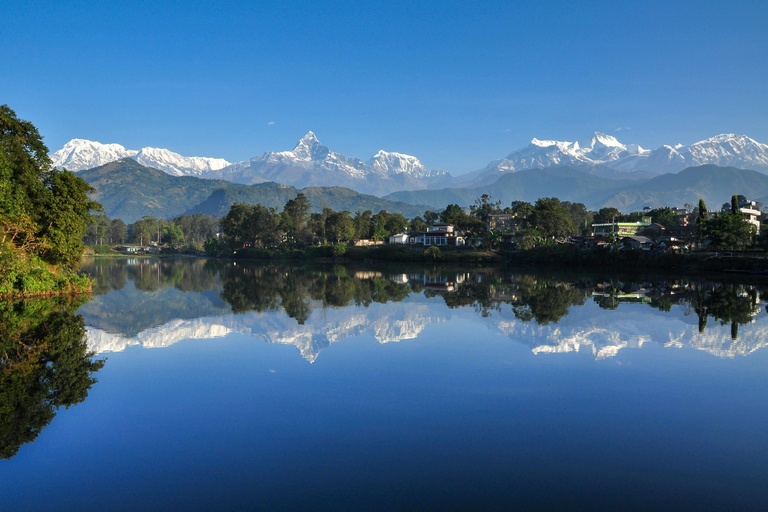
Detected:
left=2, top=258, right=768, bottom=511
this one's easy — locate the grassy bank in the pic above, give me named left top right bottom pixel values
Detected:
left=0, top=248, right=91, bottom=298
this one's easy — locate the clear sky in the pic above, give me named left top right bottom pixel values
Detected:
left=3, top=0, right=767, bottom=174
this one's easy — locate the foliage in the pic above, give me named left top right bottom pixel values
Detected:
left=425, top=246, right=442, bottom=260
left=529, top=197, right=575, bottom=240
left=703, top=211, right=755, bottom=249
left=1, top=104, right=101, bottom=275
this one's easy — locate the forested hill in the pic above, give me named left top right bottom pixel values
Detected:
left=385, top=165, right=768, bottom=212
left=383, top=167, right=634, bottom=210
left=599, top=165, right=768, bottom=211
left=80, top=159, right=433, bottom=223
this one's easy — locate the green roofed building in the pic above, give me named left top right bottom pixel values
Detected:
left=592, top=216, right=652, bottom=236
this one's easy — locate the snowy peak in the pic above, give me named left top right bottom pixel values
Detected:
left=51, top=139, right=138, bottom=171
left=134, top=147, right=231, bottom=177
left=291, top=131, right=330, bottom=161
left=579, top=132, right=624, bottom=150
left=475, top=131, right=768, bottom=183
left=50, top=139, right=231, bottom=176
left=367, top=150, right=426, bottom=176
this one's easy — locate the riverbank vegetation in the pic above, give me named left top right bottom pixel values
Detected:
left=0, top=105, right=99, bottom=296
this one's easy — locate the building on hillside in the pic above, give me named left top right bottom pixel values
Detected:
left=388, top=233, right=408, bottom=244
left=591, top=217, right=652, bottom=236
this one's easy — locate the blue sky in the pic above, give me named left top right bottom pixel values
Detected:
left=3, top=0, right=767, bottom=174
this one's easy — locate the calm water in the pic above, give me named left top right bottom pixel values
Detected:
left=3, top=258, right=768, bottom=511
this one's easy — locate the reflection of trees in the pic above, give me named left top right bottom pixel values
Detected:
left=0, top=298, right=105, bottom=459
left=218, top=265, right=412, bottom=324
left=81, top=258, right=220, bottom=295
left=512, top=281, right=580, bottom=325
left=437, top=273, right=586, bottom=325
left=689, top=284, right=760, bottom=339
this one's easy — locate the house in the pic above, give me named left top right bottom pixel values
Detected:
left=739, top=200, right=761, bottom=234
left=622, top=236, right=654, bottom=250
left=388, top=233, right=408, bottom=244
left=424, top=224, right=464, bottom=246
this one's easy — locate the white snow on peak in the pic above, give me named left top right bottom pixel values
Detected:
left=51, top=138, right=138, bottom=171
left=290, top=131, right=329, bottom=161
left=50, top=138, right=231, bottom=176
left=367, top=150, right=428, bottom=177
left=135, top=147, right=231, bottom=177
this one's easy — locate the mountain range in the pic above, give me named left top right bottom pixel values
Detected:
left=53, top=132, right=768, bottom=216
left=458, top=133, right=768, bottom=187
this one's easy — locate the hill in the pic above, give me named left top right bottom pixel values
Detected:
left=385, top=167, right=634, bottom=210
left=598, top=165, right=768, bottom=211
left=80, top=159, right=432, bottom=222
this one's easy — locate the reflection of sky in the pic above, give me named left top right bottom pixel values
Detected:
left=6, top=307, right=768, bottom=511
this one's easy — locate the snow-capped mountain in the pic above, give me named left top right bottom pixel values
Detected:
left=367, top=150, right=445, bottom=179
left=51, top=139, right=139, bottom=171
left=134, top=147, right=230, bottom=177
left=463, top=132, right=768, bottom=187
left=51, top=138, right=231, bottom=176
left=628, top=134, right=768, bottom=174
left=208, top=131, right=450, bottom=196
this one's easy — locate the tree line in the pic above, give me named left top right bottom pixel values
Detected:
left=85, top=185, right=765, bottom=254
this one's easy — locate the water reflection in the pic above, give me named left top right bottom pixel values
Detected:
left=79, top=258, right=768, bottom=361
left=0, top=297, right=104, bottom=459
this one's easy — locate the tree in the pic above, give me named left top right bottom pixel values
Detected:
left=161, top=224, right=185, bottom=245
left=440, top=204, right=465, bottom=225
left=704, top=211, right=754, bottom=249
left=325, top=211, right=354, bottom=243
left=353, top=210, right=373, bottom=239
left=409, top=216, right=427, bottom=233
left=593, top=207, right=621, bottom=225
left=510, top=201, right=534, bottom=226
left=281, top=193, right=311, bottom=246
left=696, top=199, right=708, bottom=241
left=108, top=218, right=128, bottom=244
left=1, top=104, right=101, bottom=269
left=423, top=210, right=440, bottom=225
left=529, top=197, right=574, bottom=239
left=470, top=194, right=501, bottom=222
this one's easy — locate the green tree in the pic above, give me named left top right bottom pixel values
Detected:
left=593, top=207, right=621, bottom=225
left=353, top=210, right=373, bottom=239
left=326, top=211, right=354, bottom=243
left=281, top=193, right=311, bottom=246
left=470, top=194, right=501, bottom=222
left=1, top=105, right=101, bottom=269
left=409, top=216, right=427, bottom=233
left=530, top=197, right=574, bottom=239
left=704, top=211, right=754, bottom=249
left=696, top=199, right=708, bottom=241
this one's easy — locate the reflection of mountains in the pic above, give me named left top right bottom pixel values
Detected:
left=490, top=303, right=768, bottom=359
left=87, top=300, right=445, bottom=362
left=79, top=259, right=768, bottom=361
